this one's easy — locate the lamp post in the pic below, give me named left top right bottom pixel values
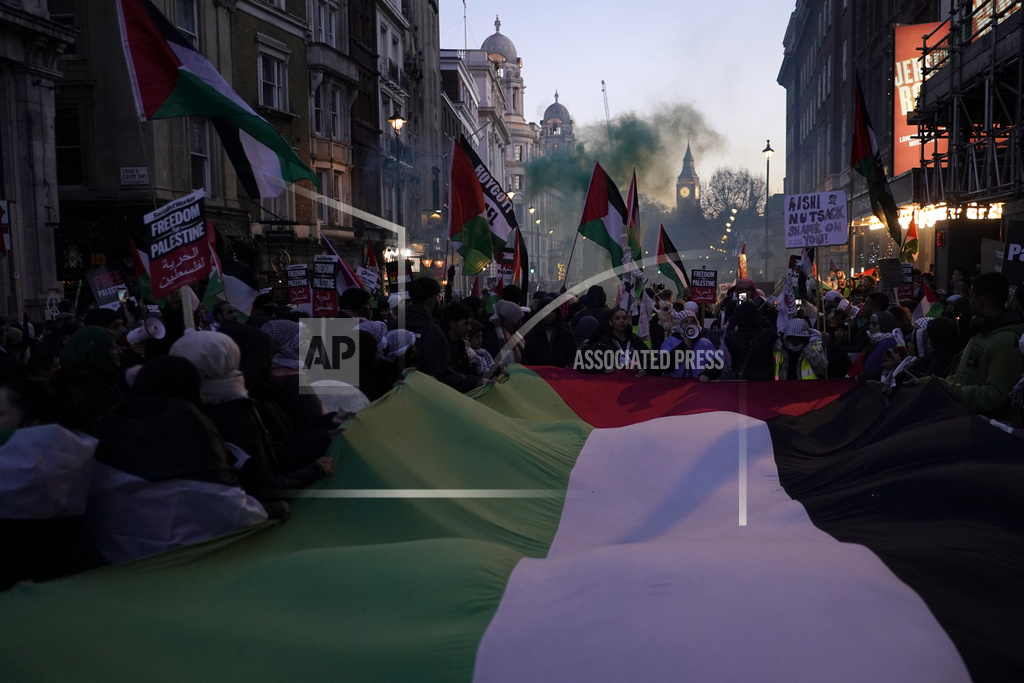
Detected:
left=762, top=139, right=774, bottom=280
left=387, top=109, right=407, bottom=227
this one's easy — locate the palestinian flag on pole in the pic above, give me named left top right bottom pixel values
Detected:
left=851, top=74, right=902, bottom=246
left=578, top=162, right=627, bottom=270
left=656, top=224, right=689, bottom=295
left=901, top=212, right=919, bottom=263
left=625, top=170, right=643, bottom=267
left=797, top=246, right=817, bottom=298
left=4, top=371, right=1022, bottom=681
left=911, top=280, right=943, bottom=319
left=202, top=255, right=260, bottom=322
left=321, top=233, right=365, bottom=293
left=456, top=136, right=516, bottom=255
left=448, top=135, right=492, bottom=275
left=510, top=228, right=522, bottom=288
left=116, top=0, right=316, bottom=199
left=484, top=276, right=504, bottom=315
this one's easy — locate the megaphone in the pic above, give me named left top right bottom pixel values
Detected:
left=126, top=317, right=166, bottom=345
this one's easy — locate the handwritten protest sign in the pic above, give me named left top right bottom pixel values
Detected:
left=784, top=191, right=848, bottom=248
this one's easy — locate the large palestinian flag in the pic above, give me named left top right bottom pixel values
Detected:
left=2, top=370, right=1021, bottom=680
left=116, top=0, right=316, bottom=199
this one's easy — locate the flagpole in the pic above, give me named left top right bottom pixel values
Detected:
left=560, top=231, right=581, bottom=293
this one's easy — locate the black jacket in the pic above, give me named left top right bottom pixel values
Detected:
left=404, top=303, right=479, bottom=393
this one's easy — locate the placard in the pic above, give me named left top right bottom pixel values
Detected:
left=784, top=191, right=848, bottom=248
left=86, top=264, right=129, bottom=310
left=287, top=264, right=312, bottom=314
left=143, top=190, right=212, bottom=298
left=1002, top=220, right=1024, bottom=286
left=312, top=254, right=338, bottom=317
left=689, top=269, right=718, bottom=304
left=876, top=257, right=905, bottom=295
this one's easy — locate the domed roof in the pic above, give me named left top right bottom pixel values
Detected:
left=481, top=16, right=517, bottom=62
left=543, top=92, right=571, bottom=124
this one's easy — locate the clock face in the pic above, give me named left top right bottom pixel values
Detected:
left=679, top=186, right=690, bottom=198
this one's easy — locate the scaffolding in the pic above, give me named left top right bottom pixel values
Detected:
left=916, top=0, right=1024, bottom=206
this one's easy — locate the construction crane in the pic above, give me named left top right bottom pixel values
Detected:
left=601, top=80, right=612, bottom=148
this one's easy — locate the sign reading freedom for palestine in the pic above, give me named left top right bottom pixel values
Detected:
left=143, top=189, right=212, bottom=298
left=312, top=254, right=339, bottom=317
left=784, top=190, right=848, bottom=248
left=689, top=269, right=718, bottom=303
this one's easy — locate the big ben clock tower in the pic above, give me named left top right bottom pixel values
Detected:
left=676, top=142, right=701, bottom=213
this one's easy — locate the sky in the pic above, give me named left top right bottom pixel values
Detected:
left=437, top=0, right=798, bottom=206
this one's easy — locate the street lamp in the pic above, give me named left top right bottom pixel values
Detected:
left=387, top=108, right=407, bottom=237
left=762, top=139, right=774, bottom=280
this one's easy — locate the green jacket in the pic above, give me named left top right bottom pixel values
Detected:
left=945, top=312, right=1024, bottom=421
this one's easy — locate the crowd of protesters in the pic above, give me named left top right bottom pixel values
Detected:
left=3, top=264, right=1023, bottom=589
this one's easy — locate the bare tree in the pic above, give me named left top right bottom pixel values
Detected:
left=700, top=167, right=766, bottom=222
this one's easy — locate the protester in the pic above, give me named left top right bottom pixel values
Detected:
left=593, top=307, right=647, bottom=375
left=86, top=356, right=268, bottom=564
left=848, top=311, right=901, bottom=384
left=932, top=272, right=1024, bottom=420
left=467, top=320, right=494, bottom=376
left=405, top=277, right=489, bottom=392
left=661, top=310, right=718, bottom=381
left=488, top=300, right=526, bottom=367
left=169, top=331, right=332, bottom=513
left=50, top=326, right=123, bottom=434
left=724, top=300, right=776, bottom=381
left=774, top=318, right=828, bottom=380
left=521, top=298, right=576, bottom=368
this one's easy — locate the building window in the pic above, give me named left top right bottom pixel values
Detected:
left=48, top=0, right=77, bottom=55
left=174, top=0, right=198, bottom=48
left=316, top=169, right=331, bottom=223
left=189, top=117, right=210, bottom=192
left=314, top=0, right=338, bottom=47
left=55, top=108, right=83, bottom=185
left=259, top=53, right=285, bottom=110
left=510, top=174, right=522, bottom=190
left=330, top=87, right=341, bottom=139
left=262, top=187, right=293, bottom=221
left=312, top=84, right=324, bottom=136
left=514, top=144, right=523, bottom=161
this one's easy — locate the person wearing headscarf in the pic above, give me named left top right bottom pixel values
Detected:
left=169, top=332, right=332, bottom=509
left=86, top=356, right=268, bottom=563
left=385, top=329, right=418, bottom=367
left=661, top=310, right=720, bottom=381
left=489, top=300, right=526, bottom=367
left=847, top=311, right=902, bottom=384
left=51, top=326, right=123, bottom=434
left=773, top=318, right=828, bottom=380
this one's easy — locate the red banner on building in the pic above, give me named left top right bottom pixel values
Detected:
left=894, top=23, right=947, bottom=176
